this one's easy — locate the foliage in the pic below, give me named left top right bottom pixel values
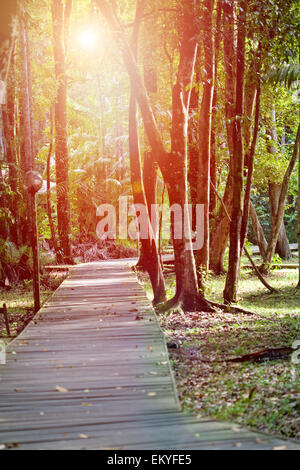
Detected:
left=0, top=271, right=66, bottom=337
left=0, top=239, right=32, bottom=282
left=268, top=63, right=300, bottom=90
left=197, top=265, right=213, bottom=296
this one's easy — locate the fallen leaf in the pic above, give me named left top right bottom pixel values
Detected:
left=56, top=385, right=69, bottom=393
left=232, top=426, right=241, bottom=432
left=255, top=438, right=266, bottom=445
left=5, top=442, right=19, bottom=449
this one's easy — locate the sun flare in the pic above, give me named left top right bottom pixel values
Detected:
left=77, top=28, right=99, bottom=49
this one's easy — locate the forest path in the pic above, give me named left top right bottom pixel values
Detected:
left=0, top=260, right=299, bottom=450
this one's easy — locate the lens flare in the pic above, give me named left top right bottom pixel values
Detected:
left=77, top=28, right=98, bottom=49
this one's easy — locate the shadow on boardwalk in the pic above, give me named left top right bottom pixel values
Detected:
left=0, top=260, right=299, bottom=450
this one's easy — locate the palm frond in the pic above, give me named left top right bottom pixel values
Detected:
left=268, top=64, right=300, bottom=89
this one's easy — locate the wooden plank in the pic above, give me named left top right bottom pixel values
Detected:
left=0, top=259, right=299, bottom=450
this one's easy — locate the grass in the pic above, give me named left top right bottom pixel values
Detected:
left=138, top=260, right=300, bottom=441
left=0, top=272, right=66, bottom=342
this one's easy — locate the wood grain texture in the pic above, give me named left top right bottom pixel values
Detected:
left=0, top=259, right=299, bottom=450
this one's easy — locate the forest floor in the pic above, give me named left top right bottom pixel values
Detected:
left=0, top=271, right=67, bottom=340
left=138, top=255, right=300, bottom=441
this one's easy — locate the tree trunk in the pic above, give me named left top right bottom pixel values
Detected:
left=269, top=182, right=291, bottom=259
left=137, top=151, right=159, bottom=268
left=143, top=152, right=159, bottom=240
left=195, top=0, right=214, bottom=272
left=209, top=0, right=236, bottom=275
left=129, top=0, right=166, bottom=304
left=210, top=0, right=222, bottom=215
left=2, top=48, right=20, bottom=245
left=249, top=200, right=268, bottom=259
left=188, top=51, right=200, bottom=233
left=19, top=16, right=33, bottom=174
left=19, top=13, right=34, bottom=249
left=210, top=173, right=233, bottom=274
left=240, top=77, right=261, bottom=250
left=46, top=106, right=61, bottom=263
left=224, top=1, right=247, bottom=304
left=19, top=11, right=40, bottom=312
left=51, top=0, right=72, bottom=263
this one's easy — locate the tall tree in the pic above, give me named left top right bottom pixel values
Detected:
left=209, top=0, right=222, bottom=214
left=209, top=0, right=235, bottom=275
left=19, top=8, right=41, bottom=312
left=129, top=0, right=166, bottom=304
left=195, top=0, right=215, bottom=274
left=19, top=14, right=33, bottom=174
left=51, top=0, right=72, bottom=262
left=223, top=0, right=247, bottom=303
left=0, top=8, right=18, bottom=243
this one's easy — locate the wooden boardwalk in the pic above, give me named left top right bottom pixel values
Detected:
left=0, top=259, right=299, bottom=450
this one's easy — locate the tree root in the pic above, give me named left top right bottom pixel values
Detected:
left=156, top=296, right=256, bottom=315
left=174, top=346, right=293, bottom=363
left=225, top=347, right=293, bottom=363
left=155, top=294, right=216, bottom=315
left=155, top=297, right=185, bottom=316
left=207, top=300, right=256, bottom=315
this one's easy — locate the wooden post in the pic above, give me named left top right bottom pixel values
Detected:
left=25, top=171, right=43, bottom=313
left=2, top=304, right=10, bottom=336
left=29, top=192, right=40, bottom=312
